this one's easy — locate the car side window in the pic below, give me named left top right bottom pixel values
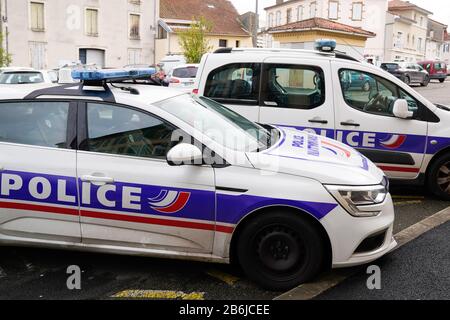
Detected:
left=339, top=69, right=420, bottom=118
left=0, top=101, right=69, bottom=148
left=86, top=103, right=177, bottom=159
left=262, top=64, right=325, bottom=110
left=204, top=63, right=261, bottom=104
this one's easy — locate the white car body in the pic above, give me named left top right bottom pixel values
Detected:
left=0, top=82, right=396, bottom=289
left=167, top=64, right=199, bottom=90
left=158, top=55, right=187, bottom=74
left=194, top=48, right=450, bottom=196
left=0, top=69, right=58, bottom=84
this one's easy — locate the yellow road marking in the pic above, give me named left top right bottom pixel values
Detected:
left=112, top=290, right=205, bottom=300
left=206, top=269, right=239, bottom=286
left=391, top=195, right=425, bottom=200
left=394, top=200, right=423, bottom=206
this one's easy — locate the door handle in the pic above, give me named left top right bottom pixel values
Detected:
left=340, top=121, right=360, bottom=127
left=81, top=175, right=114, bottom=184
left=308, top=119, right=328, bottom=124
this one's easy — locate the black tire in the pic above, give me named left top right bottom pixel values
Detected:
left=439, top=78, right=445, bottom=83
left=427, top=153, right=450, bottom=201
left=236, top=211, right=325, bottom=291
left=421, top=76, right=429, bottom=87
left=404, top=75, right=411, bottom=85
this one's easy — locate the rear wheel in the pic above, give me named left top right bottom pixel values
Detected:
left=404, top=75, right=411, bottom=85
left=439, top=78, right=445, bottom=83
left=427, top=153, right=450, bottom=200
left=236, top=211, right=325, bottom=291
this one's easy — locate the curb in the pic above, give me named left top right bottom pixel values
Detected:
left=274, top=205, right=450, bottom=300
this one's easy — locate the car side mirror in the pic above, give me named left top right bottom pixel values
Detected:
left=167, top=143, right=203, bottom=166
left=392, top=99, right=414, bottom=119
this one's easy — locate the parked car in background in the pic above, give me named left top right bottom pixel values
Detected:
left=158, top=54, right=186, bottom=74
left=417, top=60, right=447, bottom=83
left=0, top=69, right=58, bottom=84
left=167, top=64, right=199, bottom=89
left=380, top=62, right=430, bottom=86
left=340, top=70, right=376, bottom=91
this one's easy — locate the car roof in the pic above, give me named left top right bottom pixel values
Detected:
left=172, top=64, right=199, bottom=69
left=0, top=82, right=184, bottom=105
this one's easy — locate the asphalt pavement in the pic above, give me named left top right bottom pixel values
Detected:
left=315, top=221, right=450, bottom=300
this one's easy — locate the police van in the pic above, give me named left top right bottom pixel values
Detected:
left=0, top=69, right=395, bottom=290
left=194, top=41, right=450, bottom=200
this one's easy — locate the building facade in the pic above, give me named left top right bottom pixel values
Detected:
left=156, top=0, right=252, bottom=64
left=425, top=19, right=447, bottom=61
left=384, top=0, right=431, bottom=62
left=0, top=0, right=159, bottom=69
left=264, top=0, right=387, bottom=62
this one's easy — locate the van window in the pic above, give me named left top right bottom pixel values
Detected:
left=262, top=64, right=325, bottom=110
left=339, top=69, right=420, bottom=118
left=204, top=63, right=261, bottom=105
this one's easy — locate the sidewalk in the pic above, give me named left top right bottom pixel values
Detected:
left=315, top=221, right=450, bottom=300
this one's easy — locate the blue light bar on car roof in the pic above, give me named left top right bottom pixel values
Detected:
left=315, top=39, right=337, bottom=52
left=71, top=68, right=156, bottom=81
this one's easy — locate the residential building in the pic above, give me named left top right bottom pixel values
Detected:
left=384, top=0, right=431, bottom=62
left=425, top=19, right=447, bottom=61
left=442, top=30, right=450, bottom=67
left=264, top=0, right=387, bottom=62
left=0, top=0, right=159, bottom=69
left=156, top=0, right=252, bottom=63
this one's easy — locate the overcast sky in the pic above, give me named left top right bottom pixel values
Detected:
left=230, top=0, right=450, bottom=26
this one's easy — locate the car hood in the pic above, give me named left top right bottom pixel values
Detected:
left=246, top=126, right=385, bottom=185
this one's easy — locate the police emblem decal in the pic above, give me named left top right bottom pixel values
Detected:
left=148, top=190, right=191, bottom=214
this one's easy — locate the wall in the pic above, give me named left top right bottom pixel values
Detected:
left=2, top=0, right=158, bottom=69
left=155, top=33, right=253, bottom=63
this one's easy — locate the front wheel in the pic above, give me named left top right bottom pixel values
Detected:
left=439, top=78, right=445, bottom=83
left=236, top=211, right=325, bottom=291
left=421, top=76, right=429, bottom=87
left=427, top=153, right=450, bottom=200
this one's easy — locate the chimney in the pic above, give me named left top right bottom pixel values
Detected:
left=276, top=0, right=284, bottom=4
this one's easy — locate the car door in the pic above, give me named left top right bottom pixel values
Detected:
left=202, top=63, right=261, bottom=121
left=76, top=102, right=216, bottom=253
left=258, top=57, right=335, bottom=139
left=332, top=64, right=428, bottom=179
left=0, top=100, right=80, bottom=242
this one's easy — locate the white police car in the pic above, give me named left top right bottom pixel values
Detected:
left=0, top=69, right=395, bottom=290
left=195, top=40, right=450, bottom=200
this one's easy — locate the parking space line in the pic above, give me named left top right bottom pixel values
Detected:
left=393, top=200, right=423, bottom=206
left=112, top=289, right=205, bottom=300
left=391, top=195, right=425, bottom=200
left=275, top=205, right=450, bottom=300
left=206, top=269, right=240, bottom=286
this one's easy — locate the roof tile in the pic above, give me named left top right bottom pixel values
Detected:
left=268, top=18, right=376, bottom=38
left=160, top=0, right=250, bottom=36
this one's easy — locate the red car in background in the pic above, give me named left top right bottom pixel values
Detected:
left=418, top=60, right=447, bottom=83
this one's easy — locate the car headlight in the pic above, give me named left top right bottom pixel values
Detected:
left=325, top=182, right=388, bottom=217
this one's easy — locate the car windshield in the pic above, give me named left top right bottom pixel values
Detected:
left=0, top=72, right=44, bottom=84
left=156, top=94, right=276, bottom=152
left=383, top=63, right=400, bottom=71
left=172, top=67, right=198, bottom=78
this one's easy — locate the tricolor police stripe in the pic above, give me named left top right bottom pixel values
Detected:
left=0, top=170, right=338, bottom=234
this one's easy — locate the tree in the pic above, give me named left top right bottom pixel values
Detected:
left=178, top=17, right=213, bottom=64
left=0, top=32, right=11, bottom=67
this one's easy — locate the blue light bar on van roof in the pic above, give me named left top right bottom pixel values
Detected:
left=71, top=68, right=156, bottom=81
left=315, top=39, right=337, bottom=53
